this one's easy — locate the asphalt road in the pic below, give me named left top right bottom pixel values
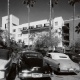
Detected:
left=1, top=72, right=80, bottom=80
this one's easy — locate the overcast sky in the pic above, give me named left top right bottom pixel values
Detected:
left=0, top=0, right=80, bottom=26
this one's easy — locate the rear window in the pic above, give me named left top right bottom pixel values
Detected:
left=59, top=56, right=67, bottom=58
left=25, top=53, right=38, bottom=57
left=23, top=51, right=43, bottom=58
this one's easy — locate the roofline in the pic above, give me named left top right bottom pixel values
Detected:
left=64, top=18, right=80, bottom=22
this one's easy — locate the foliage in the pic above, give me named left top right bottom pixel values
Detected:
left=70, top=39, right=80, bottom=54
left=33, top=31, right=60, bottom=55
left=68, top=0, right=80, bottom=6
left=75, top=23, right=80, bottom=34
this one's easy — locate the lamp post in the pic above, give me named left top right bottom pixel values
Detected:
left=23, top=0, right=36, bottom=50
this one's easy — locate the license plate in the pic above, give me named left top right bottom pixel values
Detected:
left=32, top=73, right=42, bottom=78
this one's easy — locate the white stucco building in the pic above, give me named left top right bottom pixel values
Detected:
left=1, top=15, right=64, bottom=48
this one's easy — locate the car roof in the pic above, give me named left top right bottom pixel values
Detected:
left=48, top=52, right=66, bottom=55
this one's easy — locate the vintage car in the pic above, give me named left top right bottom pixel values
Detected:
left=18, top=51, right=53, bottom=80
left=44, top=52, right=80, bottom=73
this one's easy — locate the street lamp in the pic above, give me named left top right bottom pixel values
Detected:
left=23, top=0, right=36, bottom=50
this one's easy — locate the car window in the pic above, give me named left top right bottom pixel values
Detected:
left=22, top=51, right=43, bottom=59
left=59, top=56, right=67, bottom=58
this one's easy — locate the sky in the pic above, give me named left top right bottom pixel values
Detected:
left=0, top=0, right=80, bottom=26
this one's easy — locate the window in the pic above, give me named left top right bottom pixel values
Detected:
left=13, top=29, right=16, bottom=32
left=44, top=23, right=49, bottom=27
left=36, top=24, right=42, bottom=28
left=55, top=22, right=58, bottom=26
left=29, top=26, right=34, bottom=29
left=12, top=23, right=17, bottom=26
left=5, top=24, right=6, bottom=29
left=23, top=27, right=27, bottom=30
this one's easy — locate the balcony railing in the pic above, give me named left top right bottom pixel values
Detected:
left=21, top=24, right=53, bottom=34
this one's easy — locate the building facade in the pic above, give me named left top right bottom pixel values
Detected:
left=1, top=15, right=64, bottom=49
left=62, top=17, right=80, bottom=53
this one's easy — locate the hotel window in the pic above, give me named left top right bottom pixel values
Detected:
left=44, top=23, right=49, bottom=27
left=29, top=26, right=34, bottom=29
left=55, top=22, right=58, bottom=26
left=12, top=23, right=17, bottom=26
left=36, top=24, right=42, bottom=28
left=23, top=27, right=27, bottom=30
left=13, top=29, right=16, bottom=32
left=5, top=24, right=6, bottom=29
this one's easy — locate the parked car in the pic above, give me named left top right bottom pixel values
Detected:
left=18, top=51, right=53, bottom=80
left=44, top=52, right=80, bottom=73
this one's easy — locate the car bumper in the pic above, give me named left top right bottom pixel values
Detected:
left=18, top=73, right=53, bottom=79
left=60, top=68, right=80, bottom=73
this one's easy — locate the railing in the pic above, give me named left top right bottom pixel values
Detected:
left=21, top=25, right=53, bottom=34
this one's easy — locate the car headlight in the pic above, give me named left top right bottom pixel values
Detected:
left=22, top=73, right=28, bottom=77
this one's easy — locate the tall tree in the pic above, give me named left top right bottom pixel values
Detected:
left=23, top=0, right=36, bottom=49
left=68, top=0, right=80, bottom=6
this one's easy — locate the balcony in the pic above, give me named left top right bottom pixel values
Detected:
left=22, top=23, right=52, bottom=34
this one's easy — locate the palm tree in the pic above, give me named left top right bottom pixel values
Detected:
left=75, top=23, right=80, bottom=34
left=23, top=0, right=36, bottom=49
left=49, top=0, right=58, bottom=48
